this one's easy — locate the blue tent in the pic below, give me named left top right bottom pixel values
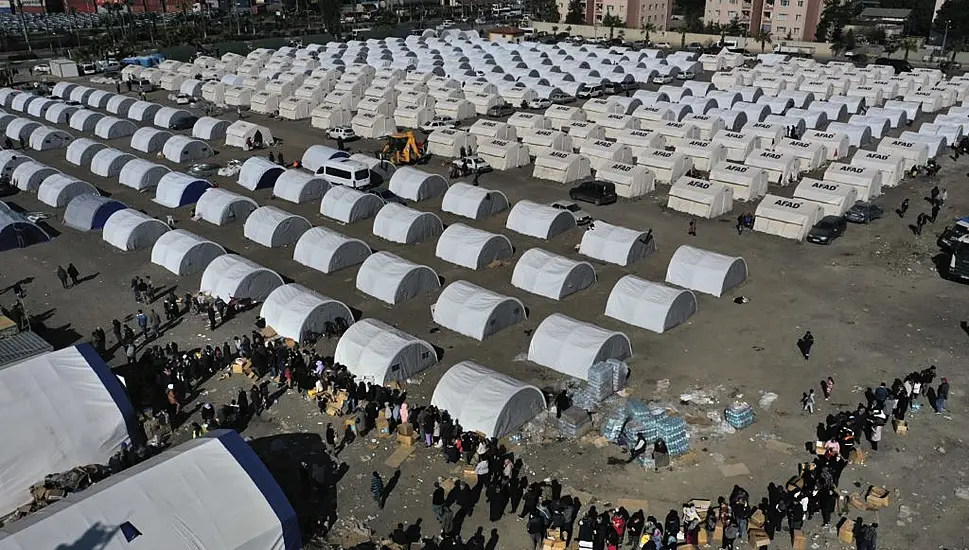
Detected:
left=63, top=194, right=126, bottom=231
left=0, top=201, right=51, bottom=251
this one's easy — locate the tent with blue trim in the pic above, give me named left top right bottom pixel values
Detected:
left=0, top=430, right=302, bottom=550
left=0, top=201, right=51, bottom=250
left=0, top=344, right=142, bottom=518
left=63, top=194, right=126, bottom=231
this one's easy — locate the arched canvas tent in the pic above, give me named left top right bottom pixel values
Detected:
left=130, top=127, right=173, bottom=153
left=0, top=344, right=141, bottom=517
left=151, top=229, right=226, bottom=275
left=37, top=174, right=98, bottom=208
left=5, top=118, right=41, bottom=143
left=86, top=89, right=113, bottom=109
left=153, top=172, right=212, bottom=208
left=505, top=200, right=576, bottom=239
left=441, top=182, right=509, bottom=220
left=605, top=275, right=697, bottom=333
left=356, top=251, right=441, bottom=305
left=51, top=82, right=78, bottom=99
left=238, top=157, right=285, bottom=190
left=225, top=120, right=274, bottom=149
left=432, top=281, right=525, bottom=341
left=527, top=313, right=632, bottom=380
left=388, top=166, right=449, bottom=202
left=63, top=194, right=126, bottom=231
left=102, top=208, right=170, bottom=251
left=192, top=116, right=232, bottom=141
left=199, top=254, right=284, bottom=301
left=260, top=284, right=354, bottom=343
left=69, top=109, right=104, bottom=133
left=126, top=101, right=162, bottom=122
left=9, top=93, right=38, bottom=112
left=90, top=148, right=136, bottom=177
left=196, top=187, right=259, bottom=225
left=293, top=226, right=371, bottom=274
left=65, top=138, right=106, bottom=166
left=105, top=95, right=136, bottom=116
left=44, top=103, right=79, bottom=125
left=348, top=153, right=396, bottom=185
left=334, top=318, right=437, bottom=384
left=431, top=361, right=545, bottom=438
left=11, top=161, right=58, bottom=192
left=665, top=244, right=747, bottom=297
left=68, top=86, right=95, bottom=104
left=0, top=150, right=30, bottom=179
left=154, top=106, right=195, bottom=129
left=0, top=201, right=51, bottom=250
left=28, top=127, right=72, bottom=151
left=579, top=221, right=656, bottom=266
left=512, top=248, right=596, bottom=300
left=243, top=206, right=312, bottom=248
left=94, top=116, right=137, bottom=139
left=372, top=203, right=443, bottom=244
left=435, top=223, right=513, bottom=270
left=302, top=144, right=350, bottom=172
left=273, top=169, right=329, bottom=204
left=162, top=135, right=214, bottom=163
left=119, top=159, right=171, bottom=191
left=667, top=177, right=735, bottom=218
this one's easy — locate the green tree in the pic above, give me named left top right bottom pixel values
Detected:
left=564, top=0, right=585, bottom=25
left=815, top=0, right=853, bottom=43
left=755, top=29, right=772, bottom=52
left=318, top=0, right=342, bottom=37
left=899, top=37, right=918, bottom=60
left=601, top=13, right=624, bottom=38
left=936, top=0, right=969, bottom=56
left=844, top=28, right=856, bottom=51
left=641, top=21, right=656, bottom=44
left=726, top=15, right=743, bottom=36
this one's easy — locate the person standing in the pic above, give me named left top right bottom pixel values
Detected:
left=930, top=186, right=940, bottom=203
left=278, top=152, right=285, bottom=166
left=371, top=471, right=385, bottom=509
left=136, top=309, right=149, bottom=341
left=55, top=265, right=69, bottom=289
left=112, top=319, right=123, bottom=348
left=897, top=198, right=909, bottom=218
left=736, top=214, right=745, bottom=235
left=66, top=263, right=80, bottom=286
left=801, top=389, right=816, bottom=414
left=149, top=309, right=161, bottom=339
left=822, top=376, right=835, bottom=401
left=689, top=219, right=697, bottom=236
left=527, top=510, right=546, bottom=550
left=940, top=189, right=948, bottom=207
left=207, top=304, right=217, bottom=330
left=916, top=213, right=928, bottom=235
left=432, top=482, right=446, bottom=522
left=936, top=378, right=949, bottom=414
left=798, top=331, right=814, bottom=360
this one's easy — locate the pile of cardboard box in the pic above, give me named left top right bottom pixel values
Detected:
left=230, top=358, right=259, bottom=380
left=542, top=528, right=567, bottom=550
left=397, top=423, right=418, bottom=446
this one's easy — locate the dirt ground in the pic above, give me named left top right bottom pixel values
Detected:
left=2, top=77, right=968, bottom=549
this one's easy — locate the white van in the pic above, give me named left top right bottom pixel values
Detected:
left=320, top=158, right=371, bottom=189
left=577, top=84, right=603, bottom=99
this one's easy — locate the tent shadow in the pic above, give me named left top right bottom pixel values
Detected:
left=432, top=344, right=445, bottom=361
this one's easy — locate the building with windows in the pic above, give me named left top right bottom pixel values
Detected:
left=703, top=0, right=822, bottom=41
left=555, top=0, right=672, bottom=30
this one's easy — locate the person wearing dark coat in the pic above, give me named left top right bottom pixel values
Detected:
left=488, top=481, right=508, bottom=521
left=520, top=484, right=540, bottom=518
left=527, top=511, right=546, bottom=549
left=237, top=389, right=249, bottom=417
left=432, top=482, right=446, bottom=522
left=66, top=263, right=80, bottom=286
left=664, top=509, right=681, bottom=548
left=508, top=476, right=525, bottom=513
left=577, top=507, right=597, bottom=545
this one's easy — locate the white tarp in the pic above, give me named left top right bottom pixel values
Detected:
left=293, top=226, right=371, bottom=274
left=243, top=206, right=311, bottom=248
left=512, top=248, right=596, bottom=300
left=356, top=251, right=440, bottom=305
left=579, top=221, right=656, bottom=266
left=199, top=254, right=283, bottom=301
left=432, top=282, right=526, bottom=341
left=435, top=223, right=513, bottom=270
left=665, top=244, right=747, bottom=297
left=102, top=208, right=170, bottom=251
left=196, top=188, right=258, bottom=225
left=431, top=361, right=544, bottom=438
left=605, top=275, right=697, bottom=333
left=441, top=182, right=509, bottom=220
left=505, top=200, right=576, bottom=239
left=260, top=284, right=353, bottom=343
left=151, top=229, right=226, bottom=275
left=753, top=194, right=824, bottom=241
left=527, top=313, right=632, bottom=380
left=372, top=203, right=443, bottom=244
left=334, top=318, right=437, bottom=384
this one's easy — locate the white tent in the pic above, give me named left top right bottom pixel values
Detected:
left=320, top=185, right=384, bottom=224
left=130, top=127, right=173, bottom=153
left=668, top=176, right=734, bottom=219
left=194, top=187, right=257, bottom=226
left=432, top=282, right=526, bottom=341
left=250, top=91, right=281, bottom=116
left=260, top=284, right=353, bottom=343
left=520, top=128, right=572, bottom=158
left=637, top=148, right=693, bottom=185
left=94, top=116, right=137, bottom=139
left=293, top=226, right=371, bottom=274
left=151, top=229, right=226, bottom=275
left=63, top=194, right=126, bottom=231
left=302, top=144, right=350, bottom=173
left=279, top=97, right=316, bottom=121
left=506, top=200, right=576, bottom=239
left=311, top=104, right=353, bottom=130
left=105, top=95, right=136, bottom=117
left=712, top=131, right=756, bottom=162
left=44, top=103, right=79, bottom=125
left=743, top=121, right=785, bottom=149
left=434, top=98, right=476, bottom=121
left=9, top=93, right=38, bottom=113
left=224, top=86, right=253, bottom=108
left=579, top=139, right=633, bottom=171
left=613, top=128, right=666, bottom=160
left=0, top=345, right=140, bottom=518
left=37, top=174, right=98, bottom=207
left=532, top=151, right=591, bottom=184
left=665, top=244, right=747, bottom=297
left=372, top=203, right=443, bottom=244
left=11, top=161, right=58, bottom=192
left=65, top=138, right=106, bottom=166
left=0, top=150, right=31, bottom=179
left=579, top=221, right=655, bottom=266
left=823, top=163, right=882, bottom=200
left=792, top=178, right=858, bottom=216
left=90, top=148, right=136, bottom=178
left=435, top=223, right=513, bottom=270
left=469, top=119, right=517, bottom=141
left=677, top=139, right=726, bottom=172
left=876, top=138, right=929, bottom=169
left=225, top=120, right=274, bottom=149
left=527, top=313, right=632, bottom=380
left=605, top=275, right=697, bottom=333
left=802, top=129, right=850, bottom=160
left=477, top=138, right=531, bottom=170
left=4, top=118, right=40, bottom=143
left=753, top=194, right=824, bottom=241
left=745, top=150, right=800, bottom=185
left=594, top=162, right=655, bottom=199
left=683, top=114, right=726, bottom=140
left=237, top=156, right=285, bottom=191
left=899, top=130, right=945, bottom=158
left=102, top=208, right=170, bottom=251
left=153, top=107, right=195, bottom=130
left=512, top=247, right=596, bottom=300
left=355, top=251, right=440, bottom=305
left=193, top=117, right=232, bottom=141
left=351, top=112, right=397, bottom=139
left=394, top=104, right=434, bottom=128
left=27, top=127, right=72, bottom=151
left=118, top=159, right=171, bottom=192
left=441, top=182, right=509, bottom=220
left=431, top=361, right=543, bottom=438
left=851, top=149, right=905, bottom=187
left=126, top=101, right=162, bottom=123
left=199, top=254, right=283, bottom=301
left=334, top=318, right=436, bottom=384
left=427, top=128, right=477, bottom=158
left=162, top=135, right=214, bottom=163
left=272, top=169, right=329, bottom=203
left=774, top=138, right=826, bottom=170
left=710, top=163, right=769, bottom=201
left=243, top=205, right=311, bottom=248
left=388, top=166, right=448, bottom=201
left=153, top=172, right=212, bottom=208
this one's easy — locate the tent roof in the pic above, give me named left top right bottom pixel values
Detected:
left=356, top=251, right=439, bottom=304
left=199, top=254, right=284, bottom=301
left=505, top=200, right=575, bottom=239
left=578, top=221, right=652, bottom=265
left=605, top=275, right=697, bottom=333
left=665, top=244, right=747, bottom=297
left=526, top=313, right=631, bottom=380
left=432, top=280, right=524, bottom=340
left=333, top=318, right=436, bottom=384
left=151, top=229, right=226, bottom=275
left=260, top=283, right=353, bottom=342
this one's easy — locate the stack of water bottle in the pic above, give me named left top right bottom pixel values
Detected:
left=724, top=402, right=755, bottom=430
left=571, top=359, right=629, bottom=411
left=659, top=415, right=690, bottom=456
left=600, top=407, right=628, bottom=442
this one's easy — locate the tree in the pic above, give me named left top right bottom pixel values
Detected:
left=844, top=28, right=856, bottom=52
left=641, top=21, right=656, bottom=44
left=899, top=37, right=919, bottom=60
left=755, top=29, right=772, bottom=52
left=318, top=0, right=341, bottom=37
left=601, top=13, right=624, bottom=39
left=564, top=0, right=585, bottom=25
left=936, top=0, right=969, bottom=56
left=815, top=0, right=854, bottom=44
left=864, top=26, right=886, bottom=45
left=726, top=15, right=743, bottom=36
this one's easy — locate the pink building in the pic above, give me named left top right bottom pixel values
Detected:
left=556, top=0, right=672, bottom=30
left=704, top=0, right=822, bottom=41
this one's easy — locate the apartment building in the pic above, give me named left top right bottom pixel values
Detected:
left=703, top=0, right=822, bottom=41
left=555, top=0, right=672, bottom=30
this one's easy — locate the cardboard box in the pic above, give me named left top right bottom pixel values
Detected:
left=542, top=541, right=567, bottom=550
left=793, top=529, right=807, bottom=550
left=849, top=447, right=866, bottom=465
left=815, top=441, right=826, bottom=455
left=325, top=402, right=343, bottom=417
left=865, top=486, right=890, bottom=508
left=748, top=528, right=770, bottom=548
left=848, top=492, right=868, bottom=511
left=546, top=528, right=565, bottom=541
left=697, top=529, right=708, bottom=546
left=397, top=424, right=414, bottom=436
left=713, top=524, right=723, bottom=546
left=376, top=418, right=391, bottom=438
left=749, top=509, right=765, bottom=529
left=690, top=498, right=712, bottom=511
left=397, top=432, right=418, bottom=447
left=838, top=519, right=854, bottom=544
left=893, top=418, right=908, bottom=435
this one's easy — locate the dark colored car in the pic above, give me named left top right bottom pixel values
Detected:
left=603, top=82, right=619, bottom=95
left=937, top=217, right=969, bottom=252
left=844, top=201, right=884, bottom=224
left=486, top=104, right=515, bottom=118
left=945, top=240, right=969, bottom=282
left=806, top=215, right=847, bottom=245
left=569, top=180, right=618, bottom=206
left=875, top=57, right=912, bottom=73
left=170, top=115, right=199, bottom=131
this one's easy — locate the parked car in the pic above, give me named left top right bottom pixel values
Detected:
left=550, top=92, right=575, bottom=104
left=419, top=119, right=456, bottom=132
left=551, top=200, right=592, bottom=225
left=169, top=115, right=198, bottom=131
left=603, top=82, right=619, bottom=95
left=945, top=239, right=969, bottom=281
left=32, top=63, right=50, bottom=75
left=844, top=201, right=884, bottom=223
left=528, top=97, right=552, bottom=109
left=654, top=42, right=672, bottom=49
left=217, top=159, right=243, bottom=177
left=326, top=126, right=356, bottom=141
left=174, top=93, right=192, bottom=105
left=486, top=104, right=515, bottom=118
left=652, top=74, right=674, bottom=84
left=451, top=155, right=492, bottom=174
left=187, top=162, right=222, bottom=177
left=80, top=62, right=98, bottom=75
left=676, top=70, right=696, bottom=80
left=576, top=84, right=603, bottom=99
left=569, top=180, right=618, bottom=206
left=806, top=215, right=848, bottom=245
left=937, top=217, right=969, bottom=252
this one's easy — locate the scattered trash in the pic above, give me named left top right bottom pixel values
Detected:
left=758, top=392, right=778, bottom=410
left=955, top=487, right=969, bottom=501
left=513, top=352, right=528, bottom=362
left=733, top=296, right=750, bottom=304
